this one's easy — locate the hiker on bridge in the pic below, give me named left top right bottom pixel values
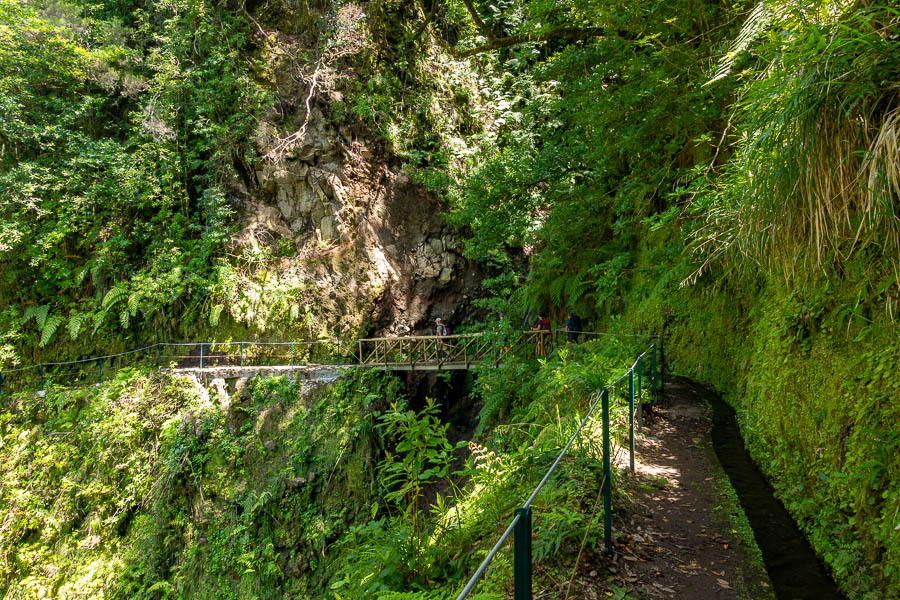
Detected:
left=565, top=312, right=583, bottom=344
left=435, top=317, right=451, bottom=357
left=534, top=312, right=551, bottom=357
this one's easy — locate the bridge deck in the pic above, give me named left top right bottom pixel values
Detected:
left=171, top=360, right=482, bottom=383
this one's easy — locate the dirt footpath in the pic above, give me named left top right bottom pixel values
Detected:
left=565, top=378, right=774, bottom=600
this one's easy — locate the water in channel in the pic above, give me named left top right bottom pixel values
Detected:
left=690, top=379, right=846, bottom=600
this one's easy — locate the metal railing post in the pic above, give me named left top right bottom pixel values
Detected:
left=156, top=343, right=161, bottom=367
left=601, top=388, right=612, bottom=554
left=628, top=367, right=635, bottom=473
left=659, top=335, right=665, bottom=393
left=240, top=342, right=244, bottom=367
left=290, top=342, right=294, bottom=367
left=200, top=343, right=204, bottom=369
left=637, top=356, right=643, bottom=434
left=98, top=357, right=103, bottom=384
left=651, top=343, right=658, bottom=404
left=513, top=507, right=532, bottom=600
left=39, top=365, right=45, bottom=393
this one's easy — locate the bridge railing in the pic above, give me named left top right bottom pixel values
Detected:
left=454, top=340, right=663, bottom=600
left=0, top=330, right=664, bottom=396
left=355, top=333, right=496, bottom=367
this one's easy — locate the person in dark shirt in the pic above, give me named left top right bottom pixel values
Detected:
left=565, top=313, right=582, bottom=343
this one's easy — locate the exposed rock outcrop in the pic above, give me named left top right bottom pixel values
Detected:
left=230, top=104, right=481, bottom=337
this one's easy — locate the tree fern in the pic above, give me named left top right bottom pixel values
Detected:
left=39, top=315, right=64, bottom=347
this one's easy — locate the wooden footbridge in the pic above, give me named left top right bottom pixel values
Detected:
left=170, top=332, right=523, bottom=380
left=348, top=333, right=500, bottom=370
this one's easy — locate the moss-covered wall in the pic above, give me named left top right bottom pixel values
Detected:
left=621, top=232, right=900, bottom=599
left=0, top=369, right=401, bottom=599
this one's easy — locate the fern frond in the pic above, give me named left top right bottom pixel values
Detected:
left=40, top=315, right=64, bottom=347
left=711, top=0, right=793, bottom=82
left=565, top=271, right=588, bottom=306
left=68, top=314, right=86, bottom=340
left=127, top=292, right=140, bottom=317
left=92, top=312, right=105, bottom=334
left=102, top=287, right=127, bottom=310
left=23, top=304, right=50, bottom=328
left=120, top=309, right=129, bottom=330
left=548, top=274, right=567, bottom=306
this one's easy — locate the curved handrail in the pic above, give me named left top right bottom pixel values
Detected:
left=454, top=344, right=659, bottom=599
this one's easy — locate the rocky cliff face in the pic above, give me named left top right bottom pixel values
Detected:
left=229, top=102, right=480, bottom=338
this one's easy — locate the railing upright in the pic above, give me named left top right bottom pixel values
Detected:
left=651, top=342, right=658, bottom=404
left=628, top=367, right=635, bottom=473
left=601, top=387, right=612, bottom=554
left=659, top=334, right=665, bottom=392
left=513, top=507, right=532, bottom=600
left=637, top=356, right=643, bottom=434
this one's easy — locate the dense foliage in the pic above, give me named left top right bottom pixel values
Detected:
left=2, top=0, right=899, bottom=598
left=435, top=0, right=900, bottom=598
left=2, top=340, right=669, bottom=599
left=0, top=369, right=400, bottom=598
left=0, top=0, right=266, bottom=360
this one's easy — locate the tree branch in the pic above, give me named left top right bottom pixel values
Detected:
left=410, top=0, right=440, bottom=43
left=456, top=26, right=609, bottom=57
left=460, top=0, right=497, bottom=41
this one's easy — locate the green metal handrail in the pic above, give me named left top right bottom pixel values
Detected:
left=454, top=341, right=662, bottom=600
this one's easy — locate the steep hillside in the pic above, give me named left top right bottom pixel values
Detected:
left=2, top=0, right=899, bottom=598
left=0, top=369, right=400, bottom=599
left=0, top=0, right=488, bottom=366
left=438, top=0, right=899, bottom=597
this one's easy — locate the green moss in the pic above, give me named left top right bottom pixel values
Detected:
left=0, top=368, right=401, bottom=599
left=618, top=238, right=900, bottom=599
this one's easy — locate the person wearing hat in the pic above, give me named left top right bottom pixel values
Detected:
left=434, top=317, right=449, bottom=337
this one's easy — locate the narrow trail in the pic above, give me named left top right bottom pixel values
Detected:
left=589, top=377, right=774, bottom=600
